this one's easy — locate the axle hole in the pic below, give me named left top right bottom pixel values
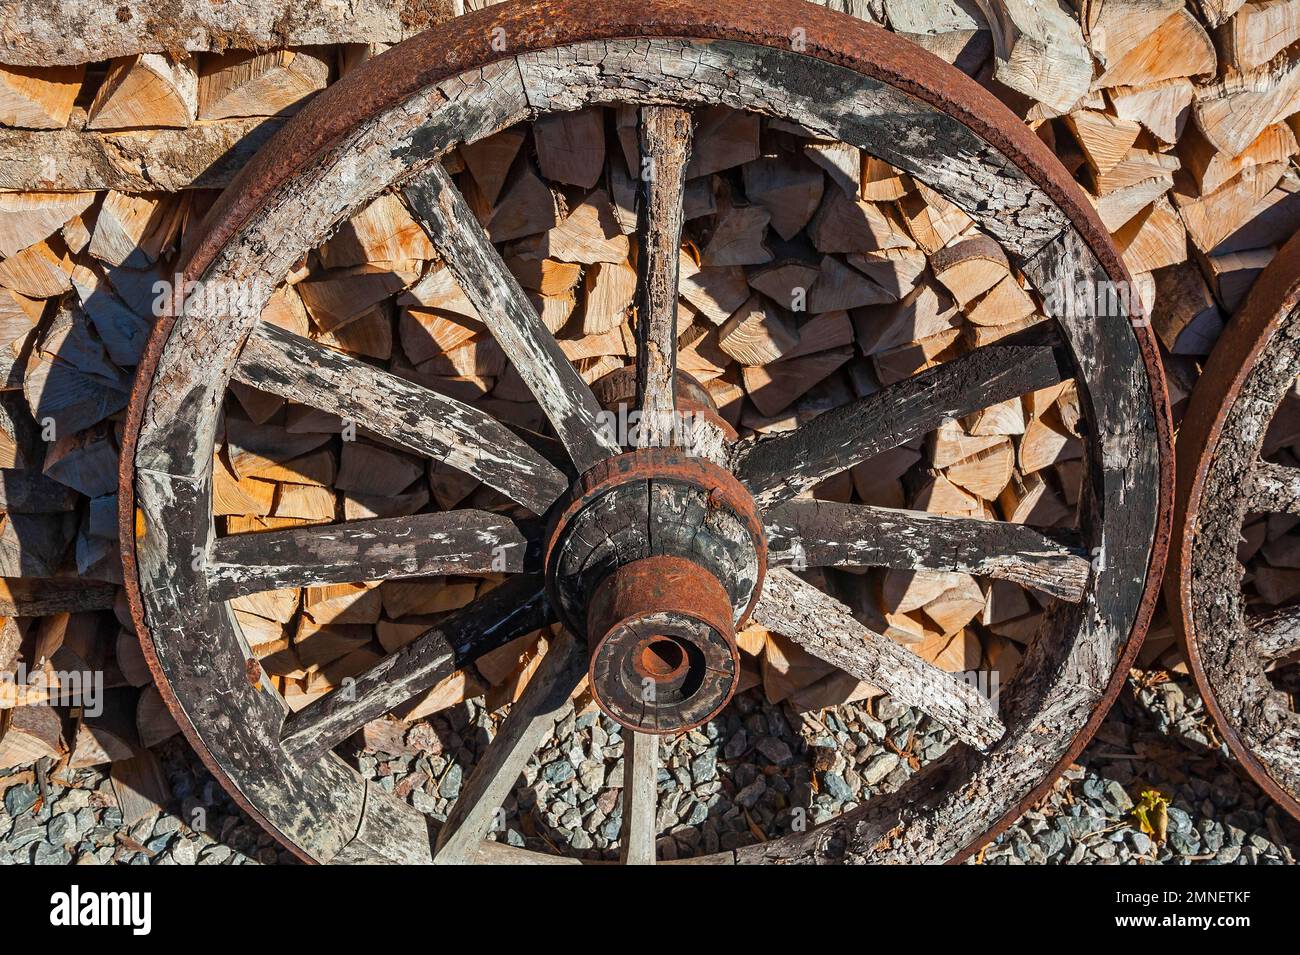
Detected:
left=641, top=637, right=686, bottom=679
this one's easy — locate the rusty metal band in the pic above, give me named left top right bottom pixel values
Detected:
left=586, top=553, right=741, bottom=733
left=543, top=446, right=768, bottom=628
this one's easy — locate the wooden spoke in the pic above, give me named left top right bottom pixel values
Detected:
left=208, top=511, right=527, bottom=600
left=732, top=329, right=1069, bottom=508
left=753, top=568, right=1006, bottom=751
left=234, top=320, right=568, bottom=513
left=765, top=500, right=1090, bottom=602
left=280, top=574, right=553, bottom=763
left=1249, top=605, right=1300, bottom=662
left=634, top=106, right=693, bottom=448
left=1247, top=460, right=1300, bottom=515
left=619, top=730, right=658, bottom=865
left=435, top=630, right=586, bottom=863
left=403, top=162, right=620, bottom=473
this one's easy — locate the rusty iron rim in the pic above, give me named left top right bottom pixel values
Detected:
left=1168, top=230, right=1300, bottom=823
left=117, top=0, right=1174, bottom=865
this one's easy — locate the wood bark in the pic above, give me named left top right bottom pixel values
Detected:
left=0, top=1, right=455, bottom=66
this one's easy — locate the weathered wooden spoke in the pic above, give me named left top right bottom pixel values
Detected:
left=754, top=569, right=1006, bottom=751
left=1172, top=232, right=1300, bottom=823
left=1247, top=460, right=1300, bottom=515
left=208, top=510, right=527, bottom=600
left=619, top=731, right=659, bottom=865
left=1249, top=606, right=1300, bottom=662
left=732, top=329, right=1069, bottom=508
left=403, top=162, right=620, bottom=473
left=123, top=2, right=1167, bottom=865
left=764, top=500, right=1090, bottom=602
left=435, top=631, right=586, bottom=864
left=634, top=106, right=693, bottom=449
left=280, top=574, right=553, bottom=763
left=235, top=320, right=568, bottom=513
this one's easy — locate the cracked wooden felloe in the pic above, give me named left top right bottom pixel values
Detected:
left=120, top=2, right=1169, bottom=865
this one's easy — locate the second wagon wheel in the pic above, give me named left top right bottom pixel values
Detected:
left=120, top=0, right=1172, bottom=864
left=1171, top=230, right=1300, bottom=823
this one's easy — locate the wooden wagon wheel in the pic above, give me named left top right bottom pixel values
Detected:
left=119, top=0, right=1172, bottom=864
left=1171, top=231, right=1300, bottom=823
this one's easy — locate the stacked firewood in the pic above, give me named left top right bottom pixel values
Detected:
left=0, top=48, right=351, bottom=788
left=0, top=0, right=1298, bottom=780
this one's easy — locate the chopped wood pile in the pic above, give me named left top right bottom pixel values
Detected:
left=0, top=0, right=1298, bottom=786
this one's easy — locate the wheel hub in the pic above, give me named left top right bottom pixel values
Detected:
left=544, top=449, right=766, bottom=734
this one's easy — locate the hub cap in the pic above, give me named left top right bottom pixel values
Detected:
left=544, top=448, right=766, bottom=733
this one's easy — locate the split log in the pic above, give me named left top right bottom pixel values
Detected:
left=1192, top=47, right=1300, bottom=157
left=1180, top=121, right=1298, bottom=196
left=742, top=152, right=826, bottom=240
left=532, top=108, right=605, bottom=189
left=88, top=191, right=185, bottom=269
left=1064, top=109, right=1141, bottom=175
left=1151, top=261, right=1224, bottom=354
left=974, top=0, right=1093, bottom=115
left=808, top=187, right=912, bottom=253
left=581, top=262, right=637, bottom=335
left=0, top=64, right=84, bottom=129
left=702, top=197, right=772, bottom=266
left=460, top=126, right=526, bottom=207
left=685, top=106, right=760, bottom=178
left=0, top=704, right=66, bottom=768
left=930, top=236, right=1009, bottom=307
left=718, top=294, right=798, bottom=365
left=197, top=48, right=331, bottom=119
left=321, top=194, right=435, bottom=268
left=898, top=182, right=971, bottom=252
left=679, top=255, right=750, bottom=324
left=1092, top=6, right=1216, bottom=89
left=0, top=192, right=95, bottom=258
left=69, top=689, right=138, bottom=768
left=1107, top=78, right=1194, bottom=145
left=743, top=346, right=853, bottom=417
left=1218, top=0, right=1300, bottom=71
left=1113, top=197, right=1187, bottom=274
left=86, top=54, right=197, bottom=129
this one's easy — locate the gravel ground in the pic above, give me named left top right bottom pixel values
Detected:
left=2, top=671, right=1296, bottom=865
